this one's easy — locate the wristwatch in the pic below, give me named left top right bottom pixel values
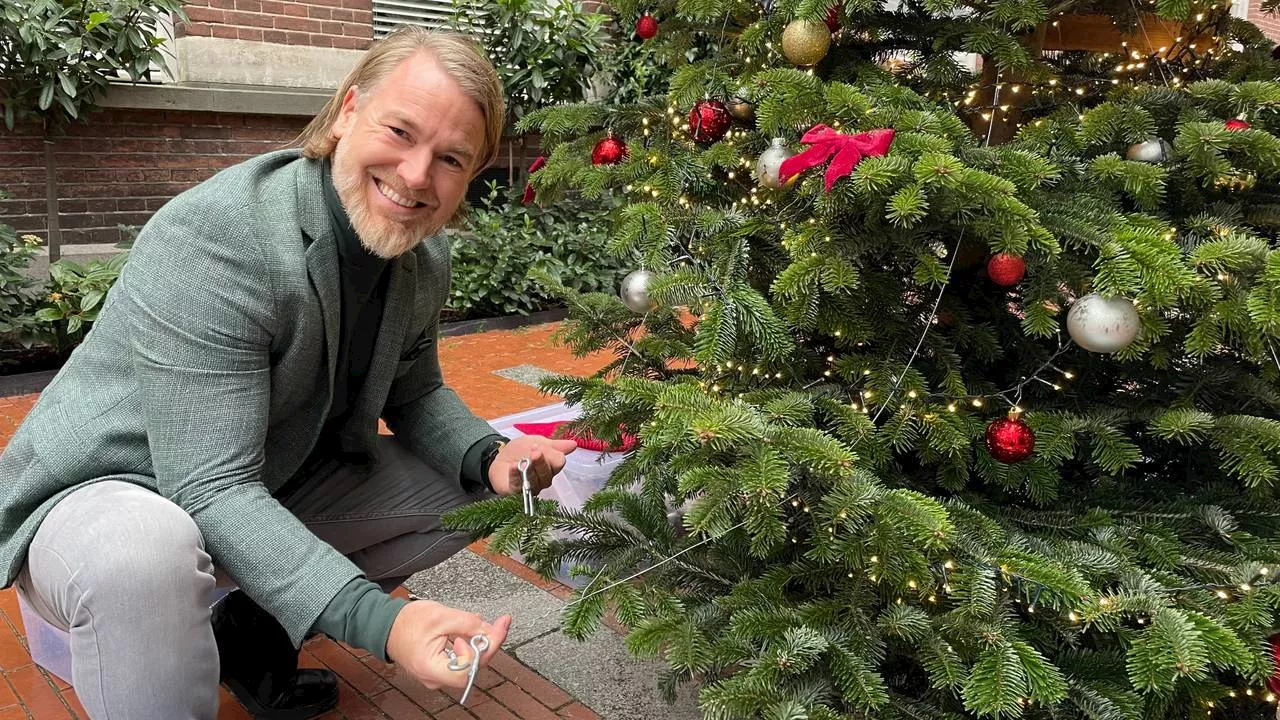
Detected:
left=479, top=438, right=506, bottom=489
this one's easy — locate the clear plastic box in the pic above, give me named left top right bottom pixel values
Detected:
left=16, top=588, right=72, bottom=685
left=17, top=585, right=234, bottom=688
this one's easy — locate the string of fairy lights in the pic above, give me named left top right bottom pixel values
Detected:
left=526, top=2, right=1280, bottom=712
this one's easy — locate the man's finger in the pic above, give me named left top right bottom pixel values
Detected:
left=549, top=438, right=578, bottom=454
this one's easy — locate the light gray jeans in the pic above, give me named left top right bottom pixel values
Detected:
left=15, top=435, right=481, bottom=719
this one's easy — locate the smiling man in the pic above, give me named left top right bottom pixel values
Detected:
left=0, top=28, right=575, bottom=719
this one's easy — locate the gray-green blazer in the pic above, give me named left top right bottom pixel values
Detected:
left=0, top=149, right=497, bottom=644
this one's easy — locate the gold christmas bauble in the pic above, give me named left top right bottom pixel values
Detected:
left=781, top=19, right=830, bottom=67
left=727, top=96, right=756, bottom=124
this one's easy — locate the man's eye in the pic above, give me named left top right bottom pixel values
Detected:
left=389, top=126, right=409, bottom=139
left=443, top=156, right=463, bottom=168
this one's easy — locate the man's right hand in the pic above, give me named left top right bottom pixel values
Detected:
left=385, top=601, right=511, bottom=690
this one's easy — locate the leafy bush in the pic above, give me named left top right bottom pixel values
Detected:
left=29, top=251, right=128, bottom=353
left=447, top=185, right=630, bottom=321
left=0, top=204, right=43, bottom=340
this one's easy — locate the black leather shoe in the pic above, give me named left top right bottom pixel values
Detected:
left=212, top=590, right=339, bottom=720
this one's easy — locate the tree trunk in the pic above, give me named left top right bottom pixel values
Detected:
left=42, top=139, right=61, bottom=265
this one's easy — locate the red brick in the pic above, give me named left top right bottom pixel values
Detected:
left=307, top=638, right=391, bottom=696
left=369, top=688, right=428, bottom=719
left=434, top=707, right=477, bottom=720
left=487, top=652, right=529, bottom=682
left=284, top=29, right=311, bottom=44
left=343, top=21, right=370, bottom=36
left=262, top=28, right=288, bottom=42
left=211, top=24, right=239, bottom=38
left=332, top=35, right=369, bottom=49
left=487, top=684, right=559, bottom=720
left=8, top=665, right=72, bottom=719
left=0, top=707, right=29, bottom=720
left=0, top=673, right=19, bottom=708
left=225, top=10, right=274, bottom=26
left=237, top=27, right=265, bottom=40
left=321, top=20, right=342, bottom=33
left=471, top=701, right=520, bottom=720
left=217, top=686, right=255, bottom=718
left=366, top=662, right=454, bottom=712
left=557, top=702, right=602, bottom=720
left=61, top=688, right=90, bottom=718
left=185, top=5, right=226, bottom=22
left=505, top=668, right=572, bottom=710
left=442, top=685, right=493, bottom=710
left=0, top=619, right=31, bottom=672
left=309, top=5, right=333, bottom=18
left=282, top=2, right=310, bottom=16
left=332, top=677, right=387, bottom=720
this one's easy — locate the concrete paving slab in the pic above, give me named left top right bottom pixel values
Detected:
left=405, top=548, right=703, bottom=720
left=404, top=548, right=565, bottom=647
left=514, top=627, right=702, bottom=720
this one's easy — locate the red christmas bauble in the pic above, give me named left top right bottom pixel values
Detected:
left=985, top=415, right=1035, bottom=464
left=592, top=136, right=629, bottom=165
left=688, top=99, right=731, bottom=144
left=987, top=253, right=1026, bottom=286
left=1268, top=634, right=1280, bottom=695
left=824, top=6, right=840, bottom=32
left=636, top=14, right=658, bottom=40
left=1226, top=118, right=1251, bottom=131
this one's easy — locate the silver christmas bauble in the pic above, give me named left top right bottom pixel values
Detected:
left=756, top=138, right=795, bottom=189
left=620, top=269, right=658, bottom=313
left=1066, top=293, right=1140, bottom=353
left=1126, top=138, right=1172, bottom=164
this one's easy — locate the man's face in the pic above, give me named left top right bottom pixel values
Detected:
left=330, top=52, right=486, bottom=259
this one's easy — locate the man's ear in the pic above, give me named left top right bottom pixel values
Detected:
left=331, top=86, right=360, bottom=140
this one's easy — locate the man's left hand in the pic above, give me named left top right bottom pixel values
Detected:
left=487, top=434, right=577, bottom=497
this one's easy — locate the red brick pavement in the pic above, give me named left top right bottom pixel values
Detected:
left=0, top=323, right=611, bottom=719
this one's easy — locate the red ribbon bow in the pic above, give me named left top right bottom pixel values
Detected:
left=521, top=155, right=548, bottom=205
left=778, top=125, right=895, bottom=192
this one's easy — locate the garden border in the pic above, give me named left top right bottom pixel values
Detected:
left=0, top=308, right=569, bottom=398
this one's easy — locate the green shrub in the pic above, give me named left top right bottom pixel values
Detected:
left=447, top=185, right=630, bottom=321
left=29, top=250, right=128, bottom=353
left=0, top=209, right=43, bottom=341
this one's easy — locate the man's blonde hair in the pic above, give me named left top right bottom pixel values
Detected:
left=294, top=27, right=504, bottom=175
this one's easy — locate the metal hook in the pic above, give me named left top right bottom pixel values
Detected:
left=444, top=634, right=490, bottom=705
left=518, top=458, right=535, bottom=516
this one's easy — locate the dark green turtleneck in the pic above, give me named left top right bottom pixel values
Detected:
left=307, top=160, right=407, bottom=662
left=306, top=160, right=503, bottom=661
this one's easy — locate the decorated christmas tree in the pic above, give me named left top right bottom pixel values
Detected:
left=445, top=0, right=1280, bottom=715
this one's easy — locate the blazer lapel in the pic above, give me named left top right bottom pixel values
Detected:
left=298, top=160, right=341, bottom=387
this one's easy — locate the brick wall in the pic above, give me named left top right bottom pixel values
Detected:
left=178, top=0, right=373, bottom=49
left=0, top=109, right=308, bottom=245
left=0, top=107, right=541, bottom=246
left=1247, top=0, right=1280, bottom=42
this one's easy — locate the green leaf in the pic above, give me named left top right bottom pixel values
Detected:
left=38, top=81, right=54, bottom=111
left=85, top=11, right=111, bottom=32
left=57, top=71, right=75, bottom=98
left=80, top=289, right=105, bottom=312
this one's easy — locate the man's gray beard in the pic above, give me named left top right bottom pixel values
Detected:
left=330, top=141, right=440, bottom=259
